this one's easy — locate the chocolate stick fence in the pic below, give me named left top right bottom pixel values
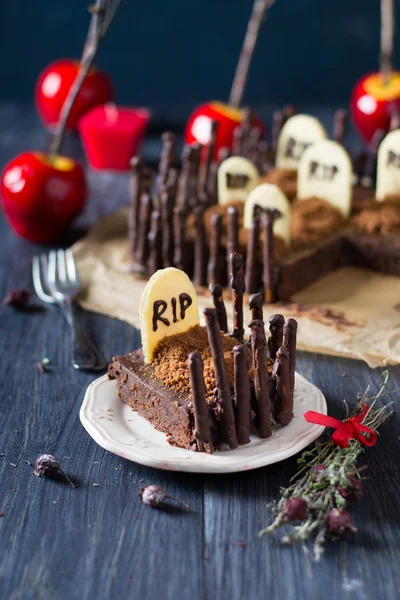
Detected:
left=189, top=351, right=214, bottom=453
left=210, top=283, right=228, bottom=333
left=230, top=253, right=246, bottom=342
left=204, top=308, right=238, bottom=449
left=233, top=345, right=251, bottom=444
left=249, top=319, right=271, bottom=438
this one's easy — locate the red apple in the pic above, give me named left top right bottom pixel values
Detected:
left=35, top=59, right=113, bottom=130
left=185, top=101, right=265, bottom=160
left=1, top=152, right=87, bottom=243
left=350, top=71, right=400, bottom=143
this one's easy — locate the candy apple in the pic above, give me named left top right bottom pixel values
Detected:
left=1, top=152, right=87, bottom=243
left=350, top=71, right=400, bottom=143
left=185, top=101, right=265, bottom=160
left=35, top=59, right=113, bottom=130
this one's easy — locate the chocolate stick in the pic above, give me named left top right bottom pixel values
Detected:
left=208, top=145, right=230, bottom=200
left=239, top=107, right=252, bottom=157
left=249, top=319, right=271, bottom=438
left=178, top=143, right=201, bottom=210
left=283, top=318, right=298, bottom=405
left=272, top=110, right=285, bottom=152
left=272, top=345, right=293, bottom=426
left=207, top=212, right=223, bottom=285
left=361, top=128, right=386, bottom=188
left=230, top=253, right=246, bottom=342
left=233, top=345, right=251, bottom=444
left=258, top=139, right=273, bottom=174
left=268, top=314, right=284, bottom=359
left=245, top=215, right=260, bottom=294
left=135, top=193, right=152, bottom=267
left=200, top=120, right=219, bottom=201
left=249, top=292, right=263, bottom=322
left=227, top=206, right=239, bottom=281
left=148, top=210, right=162, bottom=275
left=390, top=110, right=400, bottom=131
left=209, top=283, right=228, bottom=333
left=218, top=146, right=231, bottom=164
left=128, top=156, right=144, bottom=260
left=173, top=206, right=185, bottom=271
left=193, top=207, right=208, bottom=287
left=158, top=131, right=176, bottom=190
left=333, top=108, right=348, bottom=145
left=352, top=149, right=368, bottom=186
left=232, top=126, right=245, bottom=156
left=203, top=308, right=238, bottom=449
left=249, top=126, right=262, bottom=165
left=188, top=351, right=214, bottom=453
left=262, top=209, right=280, bottom=303
left=160, top=189, right=175, bottom=267
left=282, top=104, right=297, bottom=121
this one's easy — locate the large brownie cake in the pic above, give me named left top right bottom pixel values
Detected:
left=127, top=107, right=400, bottom=303
left=109, top=260, right=298, bottom=452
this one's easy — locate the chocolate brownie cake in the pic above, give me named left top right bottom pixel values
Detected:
left=109, top=258, right=298, bottom=452
left=127, top=108, right=400, bottom=303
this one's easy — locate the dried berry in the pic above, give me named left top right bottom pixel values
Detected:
left=34, top=454, right=76, bottom=488
left=1, top=288, right=31, bottom=309
left=282, top=497, right=307, bottom=521
left=139, top=485, right=190, bottom=511
left=337, top=476, right=363, bottom=502
left=312, top=464, right=327, bottom=482
left=327, top=508, right=356, bottom=536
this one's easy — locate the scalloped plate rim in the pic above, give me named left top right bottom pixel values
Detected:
left=79, top=372, right=327, bottom=473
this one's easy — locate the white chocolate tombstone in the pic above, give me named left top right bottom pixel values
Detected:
left=218, top=156, right=259, bottom=205
left=140, top=267, right=200, bottom=363
left=297, top=140, right=352, bottom=218
left=275, top=114, right=327, bottom=169
left=243, top=183, right=291, bottom=243
left=376, top=130, right=400, bottom=200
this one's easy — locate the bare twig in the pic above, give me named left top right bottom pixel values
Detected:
left=229, top=0, right=275, bottom=109
left=49, top=0, right=122, bottom=158
left=380, top=0, right=395, bottom=85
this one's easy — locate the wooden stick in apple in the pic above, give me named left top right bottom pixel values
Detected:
left=381, top=0, right=395, bottom=86
left=229, top=0, right=275, bottom=109
left=49, top=0, right=122, bottom=157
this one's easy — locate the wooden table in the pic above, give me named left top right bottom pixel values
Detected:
left=0, top=104, right=399, bottom=600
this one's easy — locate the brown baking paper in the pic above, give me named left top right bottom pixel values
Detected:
left=72, top=208, right=400, bottom=368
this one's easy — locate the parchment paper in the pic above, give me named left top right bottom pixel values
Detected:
left=72, top=208, right=400, bottom=368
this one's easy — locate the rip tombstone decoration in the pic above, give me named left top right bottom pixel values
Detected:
left=297, top=139, right=353, bottom=218
left=218, top=156, right=259, bottom=205
left=275, top=114, right=327, bottom=169
left=140, top=267, right=200, bottom=362
left=376, top=129, right=400, bottom=200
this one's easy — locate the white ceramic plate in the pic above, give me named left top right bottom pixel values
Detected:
left=80, top=373, right=327, bottom=474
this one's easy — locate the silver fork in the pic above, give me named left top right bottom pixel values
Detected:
left=32, top=249, right=108, bottom=371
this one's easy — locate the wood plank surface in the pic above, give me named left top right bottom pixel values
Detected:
left=0, top=103, right=399, bottom=600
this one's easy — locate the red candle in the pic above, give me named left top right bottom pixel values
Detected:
left=78, top=103, right=151, bottom=171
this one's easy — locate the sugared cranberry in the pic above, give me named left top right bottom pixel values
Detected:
left=312, top=464, right=327, bottom=482
left=139, top=485, right=190, bottom=511
left=282, top=497, right=307, bottom=521
left=338, top=476, right=363, bottom=502
left=327, top=508, right=355, bottom=536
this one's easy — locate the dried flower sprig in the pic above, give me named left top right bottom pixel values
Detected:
left=259, top=370, right=393, bottom=561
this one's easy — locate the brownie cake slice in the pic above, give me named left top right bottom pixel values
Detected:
left=109, top=259, right=298, bottom=453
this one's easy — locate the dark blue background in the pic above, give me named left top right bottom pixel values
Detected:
left=0, top=1, right=387, bottom=111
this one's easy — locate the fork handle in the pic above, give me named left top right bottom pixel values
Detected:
left=61, top=300, right=108, bottom=371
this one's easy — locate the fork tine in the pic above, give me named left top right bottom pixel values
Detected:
left=65, top=248, right=78, bottom=283
left=57, top=249, right=67, bottom=284
left=48, top=250, right=57, bottom=288
left=32, top=254, right=55, bottom=304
